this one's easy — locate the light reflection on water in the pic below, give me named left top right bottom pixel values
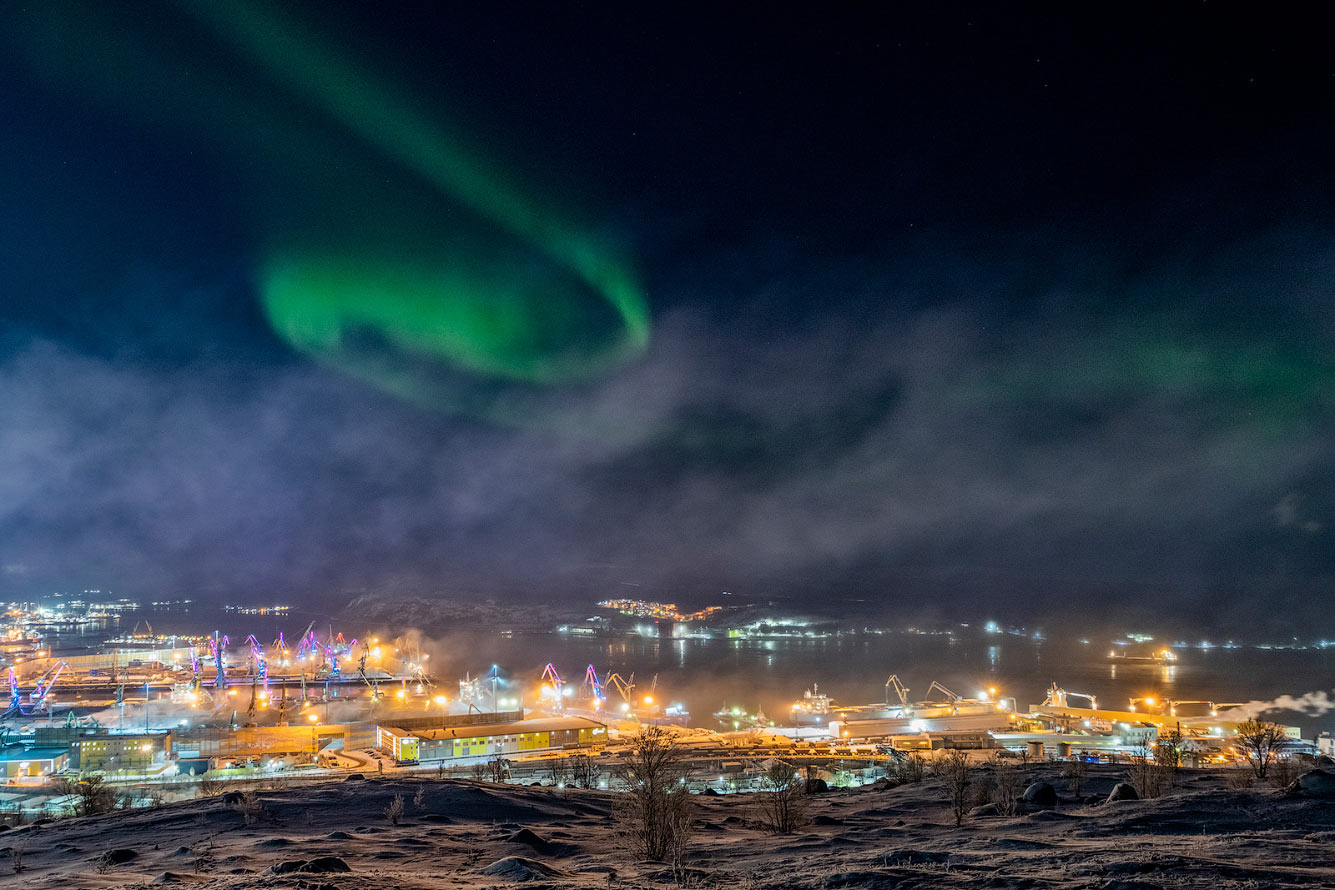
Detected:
left=48, top=608, right=1335, bottom=734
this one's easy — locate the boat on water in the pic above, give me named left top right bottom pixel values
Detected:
left=1106, top=646, right=1177, bottom=663
left=714, top=703, right=769, bottom=730
left=789, top=684, right=837, bottom=726
left=788, top=677, right=1016, bottom=734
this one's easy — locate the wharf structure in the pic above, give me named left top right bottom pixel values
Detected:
left=0, top=710, right=608, bottom=780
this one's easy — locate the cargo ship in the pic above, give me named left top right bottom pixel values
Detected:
left=787, top=677, right=1016, bottom=733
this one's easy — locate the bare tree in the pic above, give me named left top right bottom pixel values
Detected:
left=933, top=749, right=973, bottom=826
left=1128, top=746, right=1173, bottom=799
left=485, top=757, right=509, bottom=783
left=569, top=754, right=599, bottom=789
left=1060, top=757, right=1088, bottom=797
left=51, top=776, right=122, bottom=817
left=756, top=761, right=808, bottom=833
left=547, top=756, right=571, bottom=787
left=1154, top=727, right=1184, bottom=771
left=886, top=752, right=927, bottom=785
left=986, top=752, right=1022, bottom=816
left=613, top=726, right=694, bottom=862
left=1235, top=719, right=1288, bottom=780
left=385, top=793, right=405, bottom=825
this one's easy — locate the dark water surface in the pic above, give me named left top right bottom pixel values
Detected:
left=47, top=606, right=1335, bottom=736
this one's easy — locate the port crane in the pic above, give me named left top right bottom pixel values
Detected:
left=539, top=664, right=565, bottom=708
left=357, top=646, right=382, bottom=705
left=583, top=665, right=606, bottom=704
left=1042, top=682, right=1097, bottom=710
left=245, top=635, right=269, bottom=695
left=606, top=672, right=636, bottom=705
left=884, top=674, right=911, bottom=710
left=5, top=661, right=66, bottom=717
left=208, top=632, right=229, bottom=689
left=924, top=681, right=961, bottom=702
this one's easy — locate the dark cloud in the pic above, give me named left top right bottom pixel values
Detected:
left=2, top=2, right=1334, bottom=636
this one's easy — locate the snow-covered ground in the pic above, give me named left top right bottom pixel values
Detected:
left=3, top=765, right=1333, bottom=888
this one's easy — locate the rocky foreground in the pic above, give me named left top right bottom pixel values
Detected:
left=3, top=766, right=1334, bottom=889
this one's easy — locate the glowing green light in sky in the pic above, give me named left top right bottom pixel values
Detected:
left=183, top=0, right=649, bottom=390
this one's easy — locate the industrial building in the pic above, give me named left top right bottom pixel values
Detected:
left=33, top=727, right=172, bottom=772
left=380, top=716, right=607, bottom=764
left=0, top=745, right=69, bottom=779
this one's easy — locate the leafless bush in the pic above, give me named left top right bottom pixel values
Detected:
left=547, top=757, right=571, bottom=786
left=569, top=754, right=599, bottom=789
left=197, top=774, right=227, bottom=797
left=7, top=837, right=28, bottom=874
left=986, top=752, right=1022, bottom=816
left=233, top=791, right=263, bottom=826
left=52, top=776, right=122, bottom=816
left=886, top=752, right=927, bottom=785
left=933, top=749, right=973, bottom=826
left=1060, top=757, right=1089, bottom=797
left=470, top=762, right=488, bottom=780
left=485, top=757, right=509, bottom=783
left=613, top=726, right=694, bottom=862
left=412, top=785, right=426, bottom=808
left=1128, top=748, right=1173, bottom=799
left=1269, top=755, right=1302, bottom=789
left=1235, top=719, right=1288, bottom=780
left=756, top=762, right=808, bottom=833
left=1154, top=728, right=1183, bottom=770
left=1225, top=766, right=1258, bottom=790
left=385, top=793, right=405, bottom=825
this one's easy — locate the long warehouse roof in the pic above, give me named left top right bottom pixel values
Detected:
left=405, top=716, right=607, bottom=740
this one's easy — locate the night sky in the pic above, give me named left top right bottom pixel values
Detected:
left=2, top=3, right=1333, bottom=633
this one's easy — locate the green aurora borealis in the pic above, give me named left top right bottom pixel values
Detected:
left=182, top=1, right=649, bottom=391
left=9, top=0, right=650, bottom=413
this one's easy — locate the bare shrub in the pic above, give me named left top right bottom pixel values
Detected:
left=197, top=774, right=222, bottom=797
left=485, top=757, right=509, bottom=783
left=756, top=761, right=808, bottom=833
left=987, top=752, right=1022, bottom=816
left=569, top=754, right=599, bottom=789
left=385, top=793, right=405, bottom=825
left=1235, top=719, right=1288, bottom=780
left=933, top=749, right=973, bottom=826
left=52, top=776, right=122, bottom=816
left=1154, top=727, right=1183, bottom=770
left=233, top=791, right=263, bottom=826
left=1225, top=766, right=1258, bottom=790
left=469, top=762, right=488, bottom=780
left=547, top=757, right=571, bottom=787
left=1128, top=748, right=1173, bottom=799
left=7, top=837, right=28, bottom=874
left=412, top=785, right=426, bottom=808
left=1268, top=755, right=1302, bottom=789
left=886, top=752, right=926, bottom=785
left=613, top=726, right=694, bottom=862
left=1060, top=757, right=1088, bottom=797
